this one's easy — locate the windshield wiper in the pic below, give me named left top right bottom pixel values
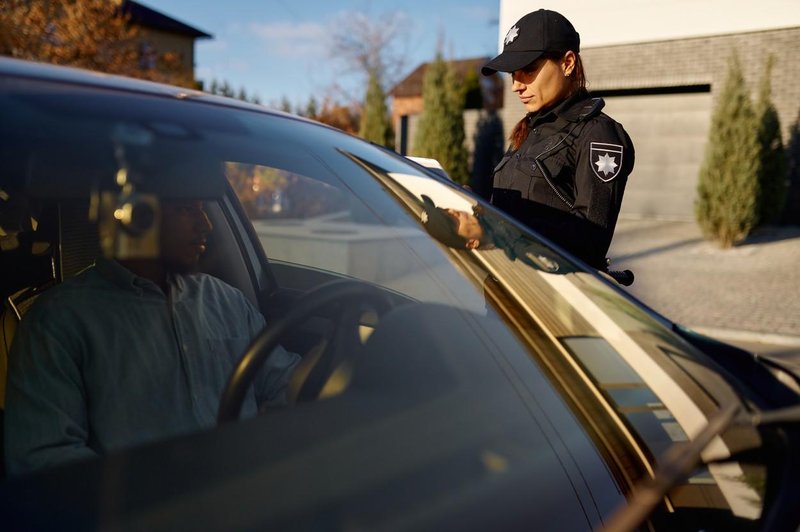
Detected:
left=601, top=402, right=800, bottom=532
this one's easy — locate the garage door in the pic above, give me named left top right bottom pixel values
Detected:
left=602, top=92, right=712, bottom=220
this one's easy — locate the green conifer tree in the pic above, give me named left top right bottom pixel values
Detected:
left=219, top=80, right=234, bottom=98
left=695, top=52, right=760, bottom=247
left=359, top=69, right=394, bottom=148
left=279, top=96, right=293, bottom=114
left=785, top=115, right=800, bottom=224
left=305, top=96, right=319, bottom=119
left=412, top=54, right=469, bottom=184
left=462, top=69, right=483, bottom=110
left=754, top=55, right=788, bottom=225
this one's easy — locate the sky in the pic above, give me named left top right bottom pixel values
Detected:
left=143, top=0, right=800, bottom=110
left=142, top=0, right=501, bottom=109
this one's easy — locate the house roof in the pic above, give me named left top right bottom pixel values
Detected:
left=123, top=1, right=212, bottom=39
left=390, top=57, right=491, bottom=98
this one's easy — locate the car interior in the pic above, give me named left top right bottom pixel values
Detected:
left=1, top=197, right=93, bottom=477
left=0, top=84, right=451, bottom=481
left=2, top=178, right=568, bottom=529
left=0, top=175, right=424, bottom=474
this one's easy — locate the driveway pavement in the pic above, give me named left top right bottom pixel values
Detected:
left=607, top=219, right=800, bottom=358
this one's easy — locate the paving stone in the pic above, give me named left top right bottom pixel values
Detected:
left=608, top=220, right=800, bottom=338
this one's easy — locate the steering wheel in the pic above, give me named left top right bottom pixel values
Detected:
left=217, top=279, right=394, bottom=424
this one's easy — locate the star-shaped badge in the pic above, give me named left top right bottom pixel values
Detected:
left=504, top=25, right=519, bottom=46
left=595, top=153, right=618, bottom=176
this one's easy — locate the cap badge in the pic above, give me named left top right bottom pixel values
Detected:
left=504, top=25, right=519, bottom=46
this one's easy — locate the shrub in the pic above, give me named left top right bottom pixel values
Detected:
left=754, top=55, right=788, bottom=225
left=696, top=52, right=760, bottom=247
left=359, top=70, right=394, bottom=149
left=412, top=54, right=469, bottom=184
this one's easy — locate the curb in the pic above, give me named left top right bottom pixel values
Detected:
left=690, top=326, right=800, bottom=348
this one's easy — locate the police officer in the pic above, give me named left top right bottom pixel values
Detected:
left=481, top=9, right=634, bottom=270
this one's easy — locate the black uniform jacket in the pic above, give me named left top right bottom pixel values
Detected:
left=490, top=90, right=635, bottom=269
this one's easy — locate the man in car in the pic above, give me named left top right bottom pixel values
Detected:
left=4, top=199, right=300, bottom=475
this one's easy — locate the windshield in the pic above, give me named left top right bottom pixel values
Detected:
left=212, top=100, right=768, bottom=524
left=0, top=73, right=782, bottom=530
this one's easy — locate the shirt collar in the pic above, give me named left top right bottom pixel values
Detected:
left=94, top=257, right=164, bottom=295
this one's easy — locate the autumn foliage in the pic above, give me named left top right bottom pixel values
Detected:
left=225, top=162, right=344, bottom=221
left=0, top=0, right=193, bottom=87
left=310, top=99, right=361, bottom=135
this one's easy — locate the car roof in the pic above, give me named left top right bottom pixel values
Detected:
left=0, top=56, right=302, bottom=122
left=0, top=56, right=378, bottom=199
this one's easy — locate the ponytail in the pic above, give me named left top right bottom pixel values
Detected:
left=509, top=116, right=531, bottom=151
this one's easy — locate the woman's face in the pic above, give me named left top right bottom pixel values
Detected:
left=511, top=52, right=574, bottom=113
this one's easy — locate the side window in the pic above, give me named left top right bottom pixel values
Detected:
left=225, top=162, right=346, bottom=221
left=224, top=161, right=487, bottom=311
left=224, top=161, right=358, bottom=283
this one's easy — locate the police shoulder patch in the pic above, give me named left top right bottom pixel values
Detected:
left=590, top=142, right=624, bottom=182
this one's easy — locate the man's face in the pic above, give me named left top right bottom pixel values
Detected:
left=159, top=200, right=213, bottom=273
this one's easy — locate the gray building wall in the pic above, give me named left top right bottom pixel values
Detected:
left=582, top=27, right=800, bottom=141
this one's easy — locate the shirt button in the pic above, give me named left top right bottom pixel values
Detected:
left=532, top=128, right=539, bottom=134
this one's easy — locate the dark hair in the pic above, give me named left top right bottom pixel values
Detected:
left=509, top=51, right=586, bottom=150
left=425, top=206, right=470, bottom=248
left=421, top=198, right=493, bottom=250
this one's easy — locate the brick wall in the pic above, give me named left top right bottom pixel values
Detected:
left=584, top=27, right=800, bottom=142
left=391, top=95, right=423, bottom=139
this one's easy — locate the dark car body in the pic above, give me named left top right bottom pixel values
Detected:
left=0, top=57, right=798, bottom=531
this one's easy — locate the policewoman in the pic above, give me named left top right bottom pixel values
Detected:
left=482, top=9, right=634, bottom=270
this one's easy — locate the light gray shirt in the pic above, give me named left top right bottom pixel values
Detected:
left=5, top=259, right=299, bottom=475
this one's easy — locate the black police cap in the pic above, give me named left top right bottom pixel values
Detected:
left=482, top=9, right=580, bottom=76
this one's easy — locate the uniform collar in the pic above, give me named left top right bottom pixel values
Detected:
left=526, top=90, right=601, bottom=125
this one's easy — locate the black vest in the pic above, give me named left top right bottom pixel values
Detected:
left=489, top=92, right=634, bottom=268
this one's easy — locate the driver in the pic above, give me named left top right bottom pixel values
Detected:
left=4, top=199, right=300, bottom=476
